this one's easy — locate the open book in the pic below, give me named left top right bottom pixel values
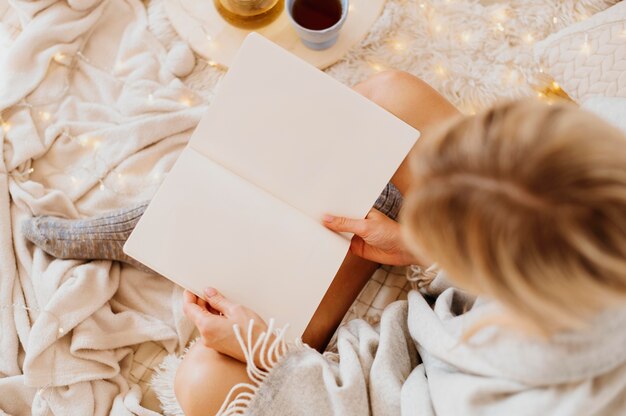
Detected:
left=124, top=33, right=419, bottom=339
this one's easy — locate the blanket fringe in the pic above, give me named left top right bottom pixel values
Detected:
left=406, top=263, right=439, bottom=292
left=216, top=318, right=305, bottom=416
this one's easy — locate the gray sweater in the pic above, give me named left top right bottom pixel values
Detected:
left=220, top=272, right=626, bottom=416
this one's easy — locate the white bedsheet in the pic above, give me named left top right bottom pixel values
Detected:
left=0, top=0, right=206, bottom=413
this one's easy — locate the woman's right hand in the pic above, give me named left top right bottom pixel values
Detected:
left=323, top=208, right=420, bottom=266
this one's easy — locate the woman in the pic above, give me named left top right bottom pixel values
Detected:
left=24, top=71, right=626, bottom=415
left=173, top=72, right=626, bottom=415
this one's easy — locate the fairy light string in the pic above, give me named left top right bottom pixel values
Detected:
left=372, top=1, right=581, bottom=112
left=0, top=0, right=595, bottom=406
left=1, top=39, right=208, bottom=401
left=2, top=40, right=208, bottom=195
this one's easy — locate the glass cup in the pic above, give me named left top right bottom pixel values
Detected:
left=214, top=0, right=284, bottom=29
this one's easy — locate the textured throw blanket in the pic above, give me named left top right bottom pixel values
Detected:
left=0, top=0, right=205, bottom=413
left=3, top=0, right=625, bottom=414
left=229, top=273, right=626, bottom=415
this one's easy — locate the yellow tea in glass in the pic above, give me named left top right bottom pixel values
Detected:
left=214, top=0, right=284, bottom=29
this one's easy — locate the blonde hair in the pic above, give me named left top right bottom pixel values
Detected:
left=402, top=99, right=626, bottom=335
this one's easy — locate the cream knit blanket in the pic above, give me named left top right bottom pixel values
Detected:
left=0, top=0, right=203, bottom=413
left=231, top=274, right=626, bottom=416
left=0, top=0, right=621, bottom=414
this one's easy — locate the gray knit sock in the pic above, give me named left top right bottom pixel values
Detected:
left=22, top=202, right=154, bottom=273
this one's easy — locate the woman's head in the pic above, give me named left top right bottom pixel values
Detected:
left=402, top=99, right=626, bottom=335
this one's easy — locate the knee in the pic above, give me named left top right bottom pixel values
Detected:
left=174, top=342, right=218, bottom=416
left=354, top=70, right=430, bottom=101
left=174, top=345, right=202, bottom=416
left=175, top=342, right=249, bottom=416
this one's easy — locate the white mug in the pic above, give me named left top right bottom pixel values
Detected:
left=285, top=0, right=349, bottom=50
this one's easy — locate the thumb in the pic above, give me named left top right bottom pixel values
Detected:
left=322, top=215, right=368, bottom=236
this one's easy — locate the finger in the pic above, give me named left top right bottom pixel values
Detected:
left=183, top=299, right=211, bottom=325
left=322, top=215, right=368, bottom=236
left=367, top=208, right=398, bottom=224
left=184, top=290, right=198, bottom=304
left=196, top=297, right=220, bottom=315
left=183, top=301, right=229, bottom=339
left=204, top=287, right=238, bottom=316
left=366, top=208, right=385, bottom=219
left=195, top=296, right=208, bottom=310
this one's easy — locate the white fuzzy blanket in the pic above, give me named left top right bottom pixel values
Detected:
left=0, top=0, right=619, bottom=414
left=0, top=0, right=204, bottom=413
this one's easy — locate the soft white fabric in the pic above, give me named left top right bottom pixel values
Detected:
left=241, top=275, right=626, bottom=416
left=149, top=0, right=620, bottom=114
left=0, top=0, right=203, bottom=413
left=582, top=96, right=626, bottom=133
left=534, top=1, right=626, bottom=102
left=1, top=0, right=621, bottom=414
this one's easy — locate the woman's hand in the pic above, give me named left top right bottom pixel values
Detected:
left=183, top=287, right=268, bottom=365
left=323, top=208, right=420, bottom=266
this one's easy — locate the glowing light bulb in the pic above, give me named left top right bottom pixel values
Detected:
left=551, top=81, right=560, bottom=90
left=78, top=135, right=90, bottom=147
left=207, top=60, right=218, bottom=67
left=434, top=24, right=442, bottom=33
left=581, top=41, right=591, bottom=55
left=496, top=23, right=505, bottom=32
left=54, top=53, right=66, bottom=63
left=207, top=39, right=219, bottom=54
left=461, top=32, right=472, bottom=43
left=91, top=138, right=102, bottom=149
left=99, top=182, right=105, bottom=191
left=58, top=327, right=64, bottom=334
left=524, top=33, right=535, bottom=44
left=370, top=62, right=385, bottom=72
left=391, top=39, right=407, bottom=52
left=148, top=94, right=154, bottom=103
left=435, top=64, right=447, bottom=78
left=39, top=111, right=51, bottom=121
left=1, top=121, right=11, bottom=132
left=419, top=3, right=426, bottom=9
left=552, top=16, right=558, bottom=24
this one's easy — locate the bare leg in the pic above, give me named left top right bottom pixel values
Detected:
left=353, top=70, right=460, bottom=194
left=175, top=72, right=460, bottom=415
left=175, top=343, right=250, bottom=415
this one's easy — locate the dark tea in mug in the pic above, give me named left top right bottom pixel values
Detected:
left=291, top=0, right=343, bottom=31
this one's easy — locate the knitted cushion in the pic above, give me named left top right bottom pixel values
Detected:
left=534, top=2, right=626, bottom=102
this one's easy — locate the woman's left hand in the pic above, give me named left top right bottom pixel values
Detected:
left=183, top=287, right=268, bottom=364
